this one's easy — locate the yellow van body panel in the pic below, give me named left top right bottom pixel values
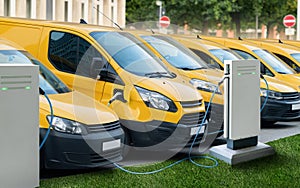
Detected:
left=39, top=91, right=119, bottom=129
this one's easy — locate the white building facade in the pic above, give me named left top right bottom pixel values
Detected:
left=0, top=0, right=126, bottom=27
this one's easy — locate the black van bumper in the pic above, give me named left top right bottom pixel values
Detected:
left=261, top=98, right=300, bottom=121
left=120, top=117, right=207, bottom=149
left=40, top=128, right=124, bottom=169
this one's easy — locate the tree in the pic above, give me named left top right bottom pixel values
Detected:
left=259, top=0, right=297, bottom=38
left=126, top=0, right=298, bottom=38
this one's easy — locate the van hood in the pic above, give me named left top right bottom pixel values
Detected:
left=278, top=74, right=300, bottom=92
left=130, top=76, right=202, bottom=102
left=262, top=77, right=297, bottom=92
left=179, top=68, right=223, bottom=84
left=39, top=91, right=118, bottom=125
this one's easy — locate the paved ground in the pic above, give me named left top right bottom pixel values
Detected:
left=259, top=121, right=300, bottom=143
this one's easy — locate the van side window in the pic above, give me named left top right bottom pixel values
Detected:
left=49, top=31, right=106, bottom=79
left=190, top=48, right=222, bottom=70
left=274, top=53, right=299, bottom=71
left=232, top=49, right=256, bottom=60
left=233, top=49, right=274, bottom=77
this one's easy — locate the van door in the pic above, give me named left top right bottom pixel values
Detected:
left=45, top=30, right=109, bottom=101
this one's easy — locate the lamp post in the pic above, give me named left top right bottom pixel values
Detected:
left=156, top=0, right=162, bottom=22
left=297, top=0, right=300, bottom=40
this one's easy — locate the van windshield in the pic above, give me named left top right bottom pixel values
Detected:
left=209, top=49, right=242, bottom=63
left=90, top=32, right=172, bottom=77
left=0, top=50, right=70, bottom=94
left=291, top=53, right=300, bottom=63
left=253, top=49, right=295, bottom=74
left=141, top=35, right=208, bottom=70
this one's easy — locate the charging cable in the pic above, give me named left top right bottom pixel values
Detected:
left=39, top=88, right=54, bottom=150
left=260, top=75, right=269, bottom=112
left=112, top=79, right=225, bottom=174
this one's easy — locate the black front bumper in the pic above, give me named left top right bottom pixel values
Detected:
left=204, top=102, right=224, bottom=137
left=261, top=98, right=300, bottom=121
left=121, top=118, right=207, bottom=149
left=40, top=127, right=124, bottom=169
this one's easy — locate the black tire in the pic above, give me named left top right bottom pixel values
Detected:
left=261, top=120, right=277, bottom=127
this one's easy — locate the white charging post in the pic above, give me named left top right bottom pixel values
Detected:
left=209, top=60, right=275, bottom=165
left=0, top=64, right=39, bottom=187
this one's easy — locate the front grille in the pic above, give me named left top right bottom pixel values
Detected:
left=88, top=121, right=121, bottom=133
left=180, top=100, right=202, bottom=108
left=282, top=109, right=300, bottom=118
left=281, top=92, right=300, bottom=101
left=90, top=150, right=121, bottom=164
left=179, top=112, right=206, bottom=126
left=186, top=135, right=203, bottom=147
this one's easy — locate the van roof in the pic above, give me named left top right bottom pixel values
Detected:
left=0, top=17, right=121, bottom=33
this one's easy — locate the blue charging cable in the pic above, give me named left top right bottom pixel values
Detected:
left=112, top=81, right=222, bottom=175
left=260, top=76, right=269, bottom=112
left=39, top=91, right=54, bottom=150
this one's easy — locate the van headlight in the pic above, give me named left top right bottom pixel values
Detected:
left=190, top=79, right=221, bottom=94
left=135, top=86, right=177, bottom=112
left=260, top=89, right=283, bottom=100
left=47, top=116, right=88, bottom=135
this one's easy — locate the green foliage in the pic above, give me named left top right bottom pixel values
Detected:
left=126, top=0, right=298, bottom=36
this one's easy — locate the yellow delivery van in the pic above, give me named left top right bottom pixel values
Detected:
left=0, top=39, right=124, bottom=169
left=0, top=17, right=206, bottom=150
left=128, top=31, right=224, bottom=135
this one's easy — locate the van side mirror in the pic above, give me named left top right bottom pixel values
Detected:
left=99, top=69, right=117, bottom=81
left=99, top=69, right=124, bottom=86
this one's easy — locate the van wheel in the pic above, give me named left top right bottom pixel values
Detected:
left=261, top=120, right=276, bottom=128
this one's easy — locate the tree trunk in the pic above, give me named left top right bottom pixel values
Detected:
left=202, top=20, right=209, bottom=35
left=266, top=22, right=275, bottom=39
left=233, top=12, right=241, bottom=37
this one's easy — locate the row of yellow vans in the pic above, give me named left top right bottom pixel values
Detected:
left=1, top=17, right=300, bottom=169
left=0, top=17, right=210, bottom=169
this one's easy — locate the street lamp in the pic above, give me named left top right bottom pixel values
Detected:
left=156, top=0, right=162, bottom=21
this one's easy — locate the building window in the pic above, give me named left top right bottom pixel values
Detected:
left=46, top=0, right=53, bottom=20
left=26, top=0, right=32, bottom=18
left=64, top=1, right=68, bottom=21
left=4, top=0, right=10, bottom=16
left=81, top=3, right=85, bottom=19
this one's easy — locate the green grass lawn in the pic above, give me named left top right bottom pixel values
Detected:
left=40, top=134, right=300, bottom=188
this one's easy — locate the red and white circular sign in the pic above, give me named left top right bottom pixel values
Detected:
left=283, top=14, right=296, bottom=27
left=159, top=16, right=170, bottom=28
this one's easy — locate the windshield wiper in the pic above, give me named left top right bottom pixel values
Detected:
left=180, top=67, right=206, bottom=71
left=277, top=71, right=288, bottom=74
left=145, top=72, right=171, bottom=78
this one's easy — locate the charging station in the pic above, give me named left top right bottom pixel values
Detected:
left=209, top=60, right=275, bottom=165
left=0, top=64, right=39, bottom=188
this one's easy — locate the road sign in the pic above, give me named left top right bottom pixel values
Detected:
left=285, top=28, right=295, bottom=36
left=283, top=14, right=296, bottom=27
left=159, top=16, right=170, bottom=28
